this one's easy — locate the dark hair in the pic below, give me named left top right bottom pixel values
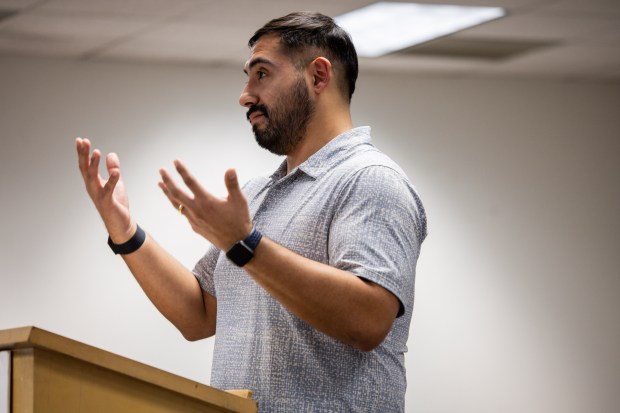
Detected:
left=249, top=12, right=358, bottom=102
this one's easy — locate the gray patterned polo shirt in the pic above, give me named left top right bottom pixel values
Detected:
left=193, top=126, right=426, bottom=412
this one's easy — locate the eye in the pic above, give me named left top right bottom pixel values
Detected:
left=257, top=70, right=267, bottom=79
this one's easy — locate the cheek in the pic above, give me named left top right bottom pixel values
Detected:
left=261, top=87, right=280, bottom=103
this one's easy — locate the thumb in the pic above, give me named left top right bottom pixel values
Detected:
left=106, top=152, right=121, bottom=175
left=225, top=168, right=242, bottom=199
left=103, top=153, right=122, bottom=194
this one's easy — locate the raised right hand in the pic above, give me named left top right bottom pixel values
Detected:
left=76, top=138, right=135, bottom=243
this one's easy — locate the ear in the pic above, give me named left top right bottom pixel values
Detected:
left=308, top=57, right=332, bottom=94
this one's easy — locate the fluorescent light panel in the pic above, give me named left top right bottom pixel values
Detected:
left=335, top=2, right=506, bottom=58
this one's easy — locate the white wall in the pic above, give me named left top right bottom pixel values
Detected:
left=1, top=55, right=618, bottom=413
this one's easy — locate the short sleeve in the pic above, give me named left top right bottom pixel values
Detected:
left=192, top=244, right=221, bottom=297
left=328, top=165, right=426, bottom=317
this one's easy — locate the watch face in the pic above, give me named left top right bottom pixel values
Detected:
left=226, top=242, right=254, bottom=267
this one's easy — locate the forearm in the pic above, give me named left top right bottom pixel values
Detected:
left=76, top=139, right=215, bottom=340
left=244, top=237, right=399, bottom=351
left=120, top=233, right=216, bottom=341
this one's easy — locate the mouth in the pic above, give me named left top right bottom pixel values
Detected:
left=247, top=105, right=268, bottom=126
left=248, top=112, right=265, bottom=125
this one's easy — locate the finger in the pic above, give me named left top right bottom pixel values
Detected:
left=76, top=137, right=92, bottom=173
left=173, top=160, right=214, bottom=200
left=224, top=168, right=243, bottom=201
left=158, top=180, right=180, bottom=209
left=76, top=137, right=89, bottom=154
left=158, top=180, right=196, bottom=221
left=173, top=160, right=219, bottom=203
left=159, top=167, right=194, bottom=206
left=86, top=149, right=102, bottom=182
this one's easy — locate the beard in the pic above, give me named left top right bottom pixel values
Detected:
left=246, top=76, right=315, bottom=156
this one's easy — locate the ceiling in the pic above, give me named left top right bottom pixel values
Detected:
left=0, top=0, right=619, bottom=82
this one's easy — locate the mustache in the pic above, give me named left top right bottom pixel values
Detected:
left=246, top=104, right=269, bottom=122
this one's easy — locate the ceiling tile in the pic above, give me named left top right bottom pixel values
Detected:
left=457, top=11, right=620, bottom=41
left=35, top=0, right=211, bottom=17
left=97, top=21, right=249, bottom=64
left=584, top=30, right=620, bottom=48
left=477, top=43, right=620, bottom=80
left=359, top=54, right=494, bottom=76
left=176, top=0, right=365, bottom=27
left=0, top=11, right=155, bottom=57
left=0, top=0, right=40, bottom=10
left=538, top=0, right=620, bottom=17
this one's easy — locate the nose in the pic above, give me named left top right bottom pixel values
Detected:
left=239, top=83, right=257, bottom=108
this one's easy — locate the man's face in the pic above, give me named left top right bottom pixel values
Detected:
left=240, top=35, right=315, bottom=156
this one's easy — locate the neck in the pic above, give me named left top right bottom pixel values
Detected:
left=286, top=108, right=353, bottom=174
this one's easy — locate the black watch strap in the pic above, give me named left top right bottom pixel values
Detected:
left=108, top=225, right=146, bottom=255
left=226, top=227, right=262, bottom=267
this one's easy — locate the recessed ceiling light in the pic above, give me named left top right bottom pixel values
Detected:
left=335, top=2, right=506, bottom=58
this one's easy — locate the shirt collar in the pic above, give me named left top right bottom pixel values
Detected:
left=269, top=126, right=372, bottom=182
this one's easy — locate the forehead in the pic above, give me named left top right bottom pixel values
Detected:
left=243, top=34, right=292, bottom=73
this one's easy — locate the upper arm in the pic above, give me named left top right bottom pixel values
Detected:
left=329, top=165, right=426, bottom=319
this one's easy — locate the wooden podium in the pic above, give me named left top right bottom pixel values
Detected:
left=0, top=326, right=257, bottom=413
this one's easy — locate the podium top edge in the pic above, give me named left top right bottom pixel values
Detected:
left=0, top=325, right=37, bottom=349
left=0, top=326, right=257, bottom=412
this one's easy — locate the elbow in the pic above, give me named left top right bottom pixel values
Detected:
left=353, top=333, right=388, bottom=352
left=178, top=309, right=216, bottom=341
left=355, top=341, right=381, bottom=353
left=347, top=303, right=399, bottom=352
left=180, top=325, right=215, bottom=342
left=182, top=331, right=205, bottom=342
left=347, top=322, right=392, bottom=352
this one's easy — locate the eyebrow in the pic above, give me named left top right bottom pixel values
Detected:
left=243, top=57, right=275, bottom=75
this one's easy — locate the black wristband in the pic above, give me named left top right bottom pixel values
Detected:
left=108, top=225, right=146, bottom=255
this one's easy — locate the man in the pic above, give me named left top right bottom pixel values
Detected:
left=76, top=12, right=426, bottom=412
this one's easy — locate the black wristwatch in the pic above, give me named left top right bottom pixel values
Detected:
left=226, top=227, right=263, bottom=267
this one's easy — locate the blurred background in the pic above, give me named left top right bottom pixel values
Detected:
left=0, top=1, right=619, bottom=412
